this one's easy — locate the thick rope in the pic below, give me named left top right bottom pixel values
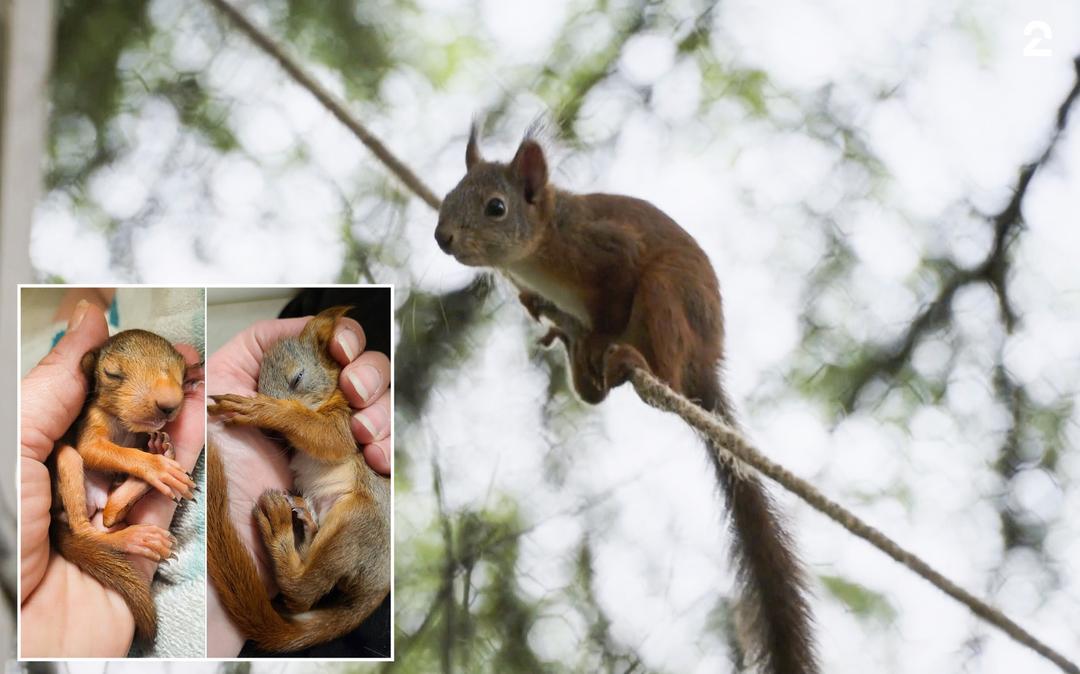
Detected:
left=204, top=2, right=1078, bottom=669
left=629, top=368, right=1079, bottom=674
left=205, top=0, right=443, bottom=211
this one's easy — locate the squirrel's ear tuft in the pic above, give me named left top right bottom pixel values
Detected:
left=302, top=306, right=352, bottom=352
left=80, top=349, right=99, bottom=385
left=510, top=139, right=548, bottom=204
left=466, top=123, right=483, bottom=170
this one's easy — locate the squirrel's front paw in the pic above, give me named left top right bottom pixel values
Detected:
left=538, top=327, right=569, bottom=348
left=208, top=393, right=273, bottom=426
left=140, top=453, right=195, bottom=500
left=518, top=291, right=557, bottom=322
left=146, top=430, right=174, bottom=458
left=603, top=344, right=649, bottom=391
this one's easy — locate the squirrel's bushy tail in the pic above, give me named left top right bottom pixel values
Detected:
left=702, top=383, right=817, bottom=674
left=53, top=525, right=156, bottom=641
left=207, top=442, right=381, bottom=653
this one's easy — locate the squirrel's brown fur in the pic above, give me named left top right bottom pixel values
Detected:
left=207, top=307, right=391, bottom=653
left=435, top=128, right=817, bottom=673
left=50, top=329, right=196, bottom=642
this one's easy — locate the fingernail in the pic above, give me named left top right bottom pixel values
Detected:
left=336, top=329, right=360, bottom=362
left=379, top=444, right=390, bottom=469
left=347, top=365, right=381, bottom=403
left=68, top=299, right=90, bottom=332
left=353, top=405, right=387, bottom=439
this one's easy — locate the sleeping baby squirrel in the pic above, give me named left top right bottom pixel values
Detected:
left=50, top=329, right=199, bottom=641
left=435, top=127, right=818, bottom=674
left=207, top=306, right=391, bottom=653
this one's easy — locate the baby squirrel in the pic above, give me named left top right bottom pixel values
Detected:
left=50, top=329, right=198, bottom=641
left=435, top=127, right=817, bottom=673
left=207, top=306, right=391, bottom=653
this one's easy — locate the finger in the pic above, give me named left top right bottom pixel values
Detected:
left=164, top=383, right=205, bottom=474
left=363, top=438, right=391, bottom=477
left=20, top=301, right=110, bottom=463
left=349, top=391, right=390, bottom=443
left=173, top=343, right=201, bottom=367
left=328, top=318, right=366, bottom=365
left=339, top=351, right=390, bottom=409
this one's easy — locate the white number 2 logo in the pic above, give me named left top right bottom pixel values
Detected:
left=1024, top=21, right=1053, bottom=57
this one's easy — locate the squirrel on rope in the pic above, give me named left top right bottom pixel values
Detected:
left=435, top=125, right=818, bottom=673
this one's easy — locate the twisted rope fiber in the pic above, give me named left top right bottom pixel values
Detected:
left=206, top=1, right=1078, bottom=670
left=629, top=368, right=1078, bottom=674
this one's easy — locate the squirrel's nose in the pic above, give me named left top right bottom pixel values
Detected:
left=153, top=385, right=183, bottom=417
left=435, top=228, right=454, bottom=253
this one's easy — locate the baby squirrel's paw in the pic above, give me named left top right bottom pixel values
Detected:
left=254, top=490, right=295, bottom=549
left=285, top=494, right=319, bottom=544
left=146, top=430, right=173, bottom=457
left=104, top=523, right=176, bottom=562
left=208, top=393, right=277, bottom=427
left=140, top=452, right=195, bottom=501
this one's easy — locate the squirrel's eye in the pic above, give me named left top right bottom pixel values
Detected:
left=484, top=197, right=507, bottom=218
left=290, top=370, right=304, bottom=390
left=104, top=368, right=123, bottom=381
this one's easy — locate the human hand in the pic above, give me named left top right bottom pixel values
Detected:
left=205, top=312, right=391, bottom=656
left=20, top=301, right=205, bottom=657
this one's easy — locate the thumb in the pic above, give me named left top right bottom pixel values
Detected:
left=20, top=301, right=110, bottom=463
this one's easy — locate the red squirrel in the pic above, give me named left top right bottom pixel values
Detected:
left=207, top=307, right=391, bottom=653
left=50, top=329, right=198, bottom=641
left=435, top=127, right=817, bottom=673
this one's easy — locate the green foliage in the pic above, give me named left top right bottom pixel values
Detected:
left=49, top=0, right=152, bottom=189
left=280, top=0, right=394, bottom=100
left=41, top=0, right=1079, bottom=667
left=820, top=574, right=898, bottom=624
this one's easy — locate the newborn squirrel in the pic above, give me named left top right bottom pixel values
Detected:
left=50, top=329, right=198, bottom=641
left=435, top=127, right=817, bottom=673
left=207, top=306, right=391, bottom=653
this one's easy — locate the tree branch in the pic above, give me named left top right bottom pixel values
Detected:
left=205, top=0, right=442, bottom=210
left=839, top=55, right=1080, bottom=410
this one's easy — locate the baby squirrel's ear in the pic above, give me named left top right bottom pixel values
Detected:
left=466, top=122, right=483, bottom=170
left=302, top=306, right=352, bottom=352
left=80, top=348, right=99, bottom=386
left=509, top=139, right=548, bottom=204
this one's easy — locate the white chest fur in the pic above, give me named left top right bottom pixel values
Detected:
left=291, top=452, right=361, bottom=524
left=504, top=262, right=592, bottom=328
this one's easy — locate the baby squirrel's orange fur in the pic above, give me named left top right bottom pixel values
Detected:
left=207, top=307, right=391, bottom=653
left=50, top=329, right=198, bottom=641
left=435, top=128, right=817, bottom=673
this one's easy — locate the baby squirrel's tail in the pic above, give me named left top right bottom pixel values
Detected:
left=207, top=442, right=380, bottom=653
left=703, top=385, right=817, bottom=674
left=52, top=525, right=156, bottom=641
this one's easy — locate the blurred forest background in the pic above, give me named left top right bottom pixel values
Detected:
left=4, top=0, right=1080, bottom=672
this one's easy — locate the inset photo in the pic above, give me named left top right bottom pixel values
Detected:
left=205, top=286, right=392, bottom=659
left=18, top=286, right=206, bottom=658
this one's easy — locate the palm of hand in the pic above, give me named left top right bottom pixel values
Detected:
left=20, top=458, right=137, bottom=656
left=206, top=317, right=311, bottom=591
